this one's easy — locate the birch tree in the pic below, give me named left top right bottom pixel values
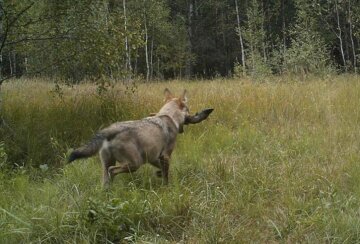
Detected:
left=235, top=0, right=246, bottom=76
left=123, top=0, right=132, bottom=76
left=335, top=0, right=347, bottom=71
left=244, top=0, right=270, bottom=77
left=143, top=0, right=150, bottom=81
left=348, top=0, right=357, bottom=72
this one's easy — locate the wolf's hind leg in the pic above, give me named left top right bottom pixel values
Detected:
left=100, top=147, right=116, bottom=188
left=108, top=146, right=142, bottom=181
left=108, top=163, right=139, bottom=178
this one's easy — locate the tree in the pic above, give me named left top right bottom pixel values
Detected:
left=348, top=0, right=357, bottom=73
left=235, top=0, right=246, bottom=76
left=243, top=0, right=271, bottom=77
left=283, top=0, right=332, bottom=76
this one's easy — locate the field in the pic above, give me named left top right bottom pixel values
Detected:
left=1, top=76, right=360, bottom=243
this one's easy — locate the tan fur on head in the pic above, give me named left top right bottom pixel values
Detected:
left=163, top=88, right=188, bottom=109
left=180, top=89, right=188, bottom=103
left=150, top=89, right=187, bottom=116
left=164, top=88, right=173, bottom=102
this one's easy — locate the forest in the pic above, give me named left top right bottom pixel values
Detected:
left=1, top=0, right=360, bottom=83
left=2, top=1, right=360, bottom=243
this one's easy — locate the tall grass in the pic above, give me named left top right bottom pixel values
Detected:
left=1, top=76, right=360, bottom=242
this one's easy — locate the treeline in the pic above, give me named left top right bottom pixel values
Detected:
left=1, top=0, right=360, bottom=82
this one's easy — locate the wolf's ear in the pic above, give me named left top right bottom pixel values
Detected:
left=164, top=88, right=173, bottom=102
left=180, top=89, right=188, bottom=103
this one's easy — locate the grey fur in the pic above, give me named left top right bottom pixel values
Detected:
left=68, top=89, right=190, bottom=187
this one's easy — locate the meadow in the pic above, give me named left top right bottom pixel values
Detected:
left=1, top=76, right=360, bottom=243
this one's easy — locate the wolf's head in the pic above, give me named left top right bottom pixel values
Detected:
left=157, top=88, right=190, bottom=133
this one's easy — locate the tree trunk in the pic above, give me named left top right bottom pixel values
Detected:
left=261, top=1, right=267, bottom=63
left=143, top=0, right=150, bottom=82
left=24, top=57, right=28, bottom=73
left=157, top=56, right=160, bottom=79
left=335, top=1, right=347, bottom=72
left=282, top=0, right=286, bottom=50
left=134, top=50, right=138, bottom=74
left=0, top=0, right=4, bottom=125
left=348, top=0, right=357, bottom=72
left=0, top=5, right=2, bottom=81
left=0, top=83, right=2, bottom=115
left=250, top=44, right=255, bottom=73
left=0, top=54, right=2, bottom=80
left=9, top=51, right=13, bottom=76
left=123, top=0, right=132, bottom=76
left=150, top=36, right=154, bottom=80
left=12, top=52, right=16, bottom=76
left=185, top=1, right=194, bottom=79
left=281, top=0, right=286, bottom=74
left=235, top=0, right=246, bottom=76
left=0, top=83, right=2, bottom=127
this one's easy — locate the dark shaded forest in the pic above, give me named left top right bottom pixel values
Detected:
left=1, top=0, right=360, bottom=82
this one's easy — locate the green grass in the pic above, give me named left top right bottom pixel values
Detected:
left=1, top=75, right=360, bottom=242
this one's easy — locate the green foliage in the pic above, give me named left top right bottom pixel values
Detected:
left=83, top=197, right=135, bottom=240
left=2, top=0, right=360, bottom=80
left=242, top=0, right=272, bottom=78
left=283, top=32, right=333, bottom=76
left=1, top=0, right=191, bottom=81
left=233, top=61, right=245, bottom=78
left=247, top=51, right=273, bottom=79
left=29, top=1, right=144, bottom=81
left=283, top=0, right=334, bottom=76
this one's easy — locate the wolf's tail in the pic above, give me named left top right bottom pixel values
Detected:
left=68, top=129, right=118, bottom=163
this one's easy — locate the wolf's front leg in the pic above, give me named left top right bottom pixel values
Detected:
left=159, top=155, right=170, bottom=185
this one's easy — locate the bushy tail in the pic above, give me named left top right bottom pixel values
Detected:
left=68, top=129, right=119, bottom=163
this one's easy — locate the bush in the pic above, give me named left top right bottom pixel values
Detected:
left=283, top=32, right=334, bottom=77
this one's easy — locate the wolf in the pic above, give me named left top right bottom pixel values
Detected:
left=68, top=88, right=213, bottom=187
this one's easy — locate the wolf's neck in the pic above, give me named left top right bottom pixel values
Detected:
left=157, top=113, right=180, bottom=131
left=157, top=103, right=185, bottom=131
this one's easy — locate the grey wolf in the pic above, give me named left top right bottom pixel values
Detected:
left=68, top=88, right=212, bottom=187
